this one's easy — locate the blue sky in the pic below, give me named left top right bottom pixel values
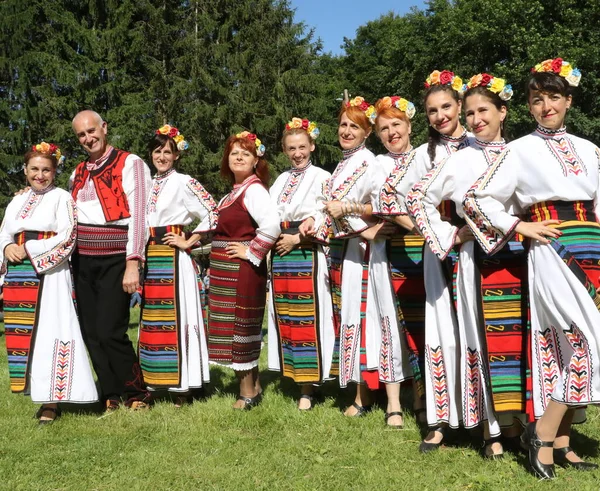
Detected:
left=290, top=0, right=427, bottom=55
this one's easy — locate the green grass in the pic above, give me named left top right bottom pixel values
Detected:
left=1, top=310, right=599, bottom=490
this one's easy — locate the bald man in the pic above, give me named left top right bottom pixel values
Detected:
left=70, top=110, right=152, bottom=411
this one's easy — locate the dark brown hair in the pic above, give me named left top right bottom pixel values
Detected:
left=527, top=71, right=572, bottom=98
left=463, top=86, right=509, bottom=140
left=148, top=133, right=178, bottom=156
left=220, top=135, right=269, bottom=186
left=424, top=85, right=462, bottom=164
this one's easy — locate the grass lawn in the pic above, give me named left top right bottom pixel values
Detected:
left=1, top=309, right=599, bottom=490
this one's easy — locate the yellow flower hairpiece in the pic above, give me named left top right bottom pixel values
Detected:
left=285, top=117, right=320, bottom=140
left=156, top=124, right=189, bottom=151
left=235, top=131, right=266, bottom=157
left=531, top=58, right=581, bottom=87
left=465, top=73, right=513, bottom=101
left=347, top=96, right=377, bottom=125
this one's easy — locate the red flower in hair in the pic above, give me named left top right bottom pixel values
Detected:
left=551, top=57, right=563, bottom=73
left=168, top=127, right=178, bottom=138
left=480, top=73, right=492, bottom=86
left=440, top=70, right=454, bottom=85
left=423, top=81, right=431, bottom=89
left=359, top=101, right=369, bottom=111
left=302, top=119, right=309, bottom=129
left=247, top=133, right=257, bottom=142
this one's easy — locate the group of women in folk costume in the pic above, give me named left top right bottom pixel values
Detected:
left=3, top=54, right=600, bottom=479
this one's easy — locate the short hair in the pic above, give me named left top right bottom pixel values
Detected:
left=23, top=150, right=58, bottom=169
left=527, top=71, right=571, bottom=98
left=338, top=104, right=372, bottom=133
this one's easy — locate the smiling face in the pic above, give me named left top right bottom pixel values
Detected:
left=72, top=110, right=108, bottom=160
left=151, top=142, right=179, bottom=174
left=376, top=114, right=411, bottom=154
left=528, top=90, right=571, bottom=130
left=464, top=93, right=506, bottom=142
left=425, top=90, right=462, bottom=137
left=228, top=142, right=257, bottom=183
left=338, top=112, right=371, bottom=150
left=24, top=156, right=56, bottom=192
left=283, top=132, right=314, bottom=169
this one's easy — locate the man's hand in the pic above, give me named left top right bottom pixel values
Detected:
left=123, top=259, right=141, bottom=294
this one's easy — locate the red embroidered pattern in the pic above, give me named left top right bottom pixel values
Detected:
left=277, top=169, right=306, bottom=205
left=426, top=344, right=449, bottom=421
left=379, top=316, right=393, bottom=382
left=463, top=348, right=482, bottom=427
left=187, top=178, right=218, bottom=231
left=377, top=152, right=416, bottom=216
left=563, top=322, right=592, bottom=403
left=148, top=176, right=168, bottom=214
left=50, top=339, right=74, bottom=401
left=130, top=157, right=147, bottom=261
left=340, top=323, right=359, bottom=387
left=535, top=326, right=560, bottom=410
left=545, top=136, right=586, bottom=176
left=31, top=199, right=77, bottom=274
left=17, top=193, right=42, bottom=220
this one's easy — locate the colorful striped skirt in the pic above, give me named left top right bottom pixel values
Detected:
left=474, top=239, right=528, bottom=415
left=388, top=232, right=426, bottom=397
left=208, top=240, right=267, bottom=370
left=271, top=242, right=323, bottom=383
left=4, top=231, right=55, bottom=392
left=138, top=225, right=183, bottom=388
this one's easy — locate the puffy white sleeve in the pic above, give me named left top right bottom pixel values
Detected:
left=243, top=183, right=281, bottom=266
left=25, top=194, right=77, bottom=274
left=182, top=176, right=219, bottom=233
left=122, top=154, right=152, bottom=261
left=406, top=157, right=459, bottom=259
left=462, top=148, right=521, bottom=255
left=0, top=200, right=17, bottom=275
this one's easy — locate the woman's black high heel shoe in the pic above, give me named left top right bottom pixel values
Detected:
left=553, top=447, right=599, bottom=471
left=520, top=422, right=556, bottom=479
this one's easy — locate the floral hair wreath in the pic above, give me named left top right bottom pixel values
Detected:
left=465, top=73, right=513, bottom=101
left=236, top=131, right=266, bottom=157
left=346, top=96, right=377, bottom=125
left=31, top=141, right=65, bottom=166
left=156, top=124, right=189, bottom=152
left=285, top=117, right=320, bottom=140
left=377, top=96, right=416, bottom=120
left=424, top=70, right=465, bottom=94
left=531, top=58, right=581, bottom=87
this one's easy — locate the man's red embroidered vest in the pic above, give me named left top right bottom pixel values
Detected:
left=71, top=148, right=131, bottom=222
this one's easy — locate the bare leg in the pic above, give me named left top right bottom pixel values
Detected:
left=344, top=383, right=372, bottom=416
left=412, top=380, right=427, bottom=424
left=232, top=369, right=258, bottom=409
left=298, top=384, right=314, bottom=410
left=252, top=366, right=262, bottom=395
left=384, top=383, right=403, bottom=427
left=483, top=425, right=503, bottom=457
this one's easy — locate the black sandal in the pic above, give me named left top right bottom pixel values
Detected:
left=235, top=392, right=262, bottom=410
left=35, top=405, right=61, bottom=425
left=419, top=425, right=447, bottom=453
left=553, top=446, right=599, bottom=471
left=482, top=435, right=504, bottom=460
left=384, top=411, right=404, bottom=429
left=345, top=401, right=372, bottom=417
left=520, top=422, right=556, bottom=479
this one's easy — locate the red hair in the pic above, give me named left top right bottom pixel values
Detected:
left=374, top=100, right=410, bottom=129
left=220, top=135, right=269, bottom=186
left=338, top=104, right=371, bottom=133
left=23, top=150, right=58, bottom=169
